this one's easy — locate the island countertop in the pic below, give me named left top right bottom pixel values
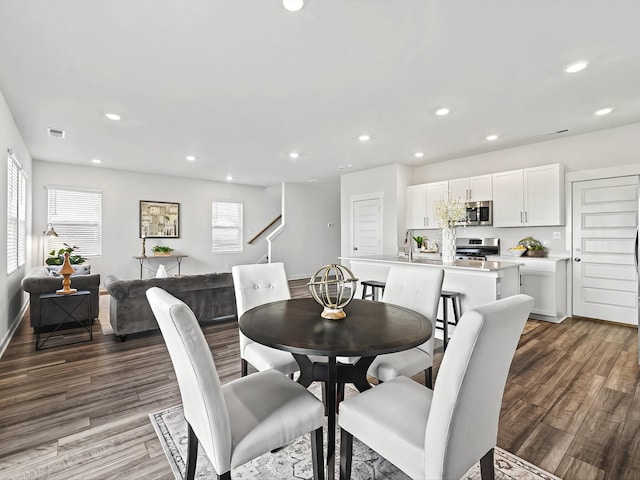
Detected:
left=339, top=255, right=522, bottom=272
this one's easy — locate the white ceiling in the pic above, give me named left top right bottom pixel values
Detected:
left=1, top=0, right=639, bottom=188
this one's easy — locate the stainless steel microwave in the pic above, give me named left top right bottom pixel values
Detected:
left=462, top=201, right=493, bottom=226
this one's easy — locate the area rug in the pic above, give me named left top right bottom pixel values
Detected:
left=150, top=403, right=559, bottom=480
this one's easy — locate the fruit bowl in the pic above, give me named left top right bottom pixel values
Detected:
left=508, top=247, right=527, bottom=257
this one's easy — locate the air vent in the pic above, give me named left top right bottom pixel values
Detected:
left=543, top=129, right=569, bottom=136
left=47, top=127, right=66, bottom=138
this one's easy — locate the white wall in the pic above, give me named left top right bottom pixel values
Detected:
left=270, top=182, right=341, bottom=279
left=0, top=90, right=33, bottom=353
left=340, top=164, right=411, bottom=257
left=32, top=161, right=282, bottom=281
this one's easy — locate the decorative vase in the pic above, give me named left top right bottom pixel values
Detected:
left=441, top=228, right=456, bottom=264
left=56, top=252, right=78, bottom=294
left=156, top=264, right=168, bottom=278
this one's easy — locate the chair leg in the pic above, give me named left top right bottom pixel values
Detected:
left=425, top=367, right=433, bottom=389
left=241, top=358, right=248, bottom=377
left=311, top=426, right=325, bottom=480
left=480, top=448, right=495, bottom=480
left=339, top=428, right=353, bottom=480
left=185, top=422, right=198, bottom=480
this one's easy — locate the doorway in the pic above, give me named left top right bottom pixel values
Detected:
left=572, top=175, right=639, bottom=325
left=351, top=196, right=383, bottom=257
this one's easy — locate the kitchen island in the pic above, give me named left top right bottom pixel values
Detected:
left=340, top=255, right=522, bottom=331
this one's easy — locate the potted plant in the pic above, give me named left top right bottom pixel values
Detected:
left=152, top=245, right=174, bottom=256
left=412, top=236, right=424, bottom=249
left=45, top=244, right=87, bottom=266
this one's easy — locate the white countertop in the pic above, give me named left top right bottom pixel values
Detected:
left=341, top=255, right=521, bottom=272
left=488, top=254, right=570, bottom=262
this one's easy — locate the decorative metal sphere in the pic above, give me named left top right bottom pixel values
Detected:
left=307, top=264, right=359, bottom=320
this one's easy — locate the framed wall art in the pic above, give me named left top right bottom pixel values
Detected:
left=140, top=200, right=180, bottom=238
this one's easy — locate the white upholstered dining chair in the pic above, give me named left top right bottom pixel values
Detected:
left=367, top=266, right=444, bottom=388
left=232, top=262, right=299, bottom=377
left=338, top=294, right=534, bottom=480
left=146, top=287, right=325, bottom=480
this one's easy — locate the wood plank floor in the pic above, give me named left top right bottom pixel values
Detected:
left=0, top=283, right=638, bottom=479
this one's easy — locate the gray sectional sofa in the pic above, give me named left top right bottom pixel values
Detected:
left=104, top=272, right=236, bottom=340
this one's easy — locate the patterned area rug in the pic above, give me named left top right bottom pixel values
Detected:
left=150, top=399, right=559, bottom=480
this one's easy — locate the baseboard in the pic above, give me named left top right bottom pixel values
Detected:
left=0, top=300, right=28, bottom=359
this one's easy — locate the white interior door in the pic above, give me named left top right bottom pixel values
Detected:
left=352, top=197, right=382, bottom=256
left=572, top=176, right=639, bottom=324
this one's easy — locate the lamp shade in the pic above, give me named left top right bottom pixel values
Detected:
left=44, top=223, right=58, bottom=237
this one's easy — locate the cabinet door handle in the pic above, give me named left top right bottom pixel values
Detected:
left=525, top=211, right=528, bottom=223
left=424, top=217, right=427, bottom=227
left=468, top=189, right=472, bottom=201
left=520, top=211, right=523, bottom=223
left=574, top=257, right=581, bottom=262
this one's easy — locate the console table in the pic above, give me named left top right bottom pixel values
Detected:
left=133, top=255, right=188, bottom=279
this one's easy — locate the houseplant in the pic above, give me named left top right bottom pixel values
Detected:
left=45, top=244, right=87, bottom=266
left=152, top=245, right=174, bottom=256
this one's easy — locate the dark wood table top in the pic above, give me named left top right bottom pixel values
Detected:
left=239, top=297, right=432, bottom=357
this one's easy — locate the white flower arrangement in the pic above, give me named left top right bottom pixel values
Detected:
left=432, top=195, right=467, bottom=229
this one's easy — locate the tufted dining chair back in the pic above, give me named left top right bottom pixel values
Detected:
left=232, top=262, right=297, bottom=376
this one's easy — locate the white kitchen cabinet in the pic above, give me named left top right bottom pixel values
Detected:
left=406, top=181, right=448, bottom=229
left=425, top=181, right=449, bottom=228
left=469, top=174, right=493, bottom=201
left=448, top=175, right=492, bottom=202
left=491, top=255, right=568, bottom=322
left=406, top=184, right=427, bottom=230
left=492, top=163, right=564, bottom=227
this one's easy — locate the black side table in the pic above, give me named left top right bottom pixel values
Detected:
left=37, top=290, right=93, bottom=350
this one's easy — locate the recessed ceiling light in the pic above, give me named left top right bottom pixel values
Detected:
left=91, top=158, right=101, bottom=164
left=486, top=134, right=498, bottom=141
left=282, top=0, right=304, bottom=12
left=358, top=134, right=370, bottom=142
left=414, top=152, right=424, bottom=158
left=594, top=107, right=613, bottom=116
left=226, top=174, right=233, bottom=182
left=564, top=61, right=588, bottom=73
left=289, top=152, right=300, bottom=159
left=186, top=155, right=196, bottom=161
left=435, top=108, right=450, bottom=116
left=105, top=113, right=121, bottom=121
left=307, top=178, right=318, bottom=182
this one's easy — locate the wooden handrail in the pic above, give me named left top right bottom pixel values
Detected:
left=247, top=214, right=282, bottom=244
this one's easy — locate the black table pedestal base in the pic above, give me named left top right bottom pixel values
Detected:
left=293, top=354, right=375, bottom=480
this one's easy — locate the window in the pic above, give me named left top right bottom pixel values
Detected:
left=47, top=186, right=102, bottom=257
left=212, top=201, right=243, bottom=253
left=7, top=152, right=27, bottom=274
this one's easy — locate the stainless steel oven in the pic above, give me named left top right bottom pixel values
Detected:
left=462, top=201, right=493, bottom=226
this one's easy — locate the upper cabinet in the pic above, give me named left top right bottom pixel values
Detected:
left=449, top=174, right=492, bottom=202
left=406, top=181, right=448, bottom=229
left=492, top=163, right=565, bottom=227
left=426, top=181, right=449, bottom=228
left=406, top=184, right=427, bottom=230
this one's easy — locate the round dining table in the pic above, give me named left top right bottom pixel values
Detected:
left=239, top=297, right=432, bottom=480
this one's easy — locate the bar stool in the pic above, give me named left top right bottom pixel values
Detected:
left=361, top=280, right=386, bottom=301
left=436, top=290, right=462, bottom=350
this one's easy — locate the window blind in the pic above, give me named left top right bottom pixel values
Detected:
left=47, top=187, right=102, bottom=257
left=212, top=201, right=243, bottom=253
left=7, top=154, right=26, bottom=274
